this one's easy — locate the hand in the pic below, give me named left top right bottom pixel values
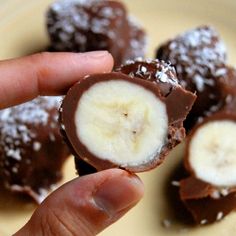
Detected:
left=0, top=51, right=144, bottom=236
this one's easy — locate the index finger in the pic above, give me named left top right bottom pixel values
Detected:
left=0, top=51, right=113, bottom=109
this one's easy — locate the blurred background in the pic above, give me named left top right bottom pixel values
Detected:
left=0, top=0, right=236, bottom=235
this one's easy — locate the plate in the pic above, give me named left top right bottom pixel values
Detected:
left=0, top=0, right=236, bottom=235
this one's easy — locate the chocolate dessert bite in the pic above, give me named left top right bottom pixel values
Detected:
left=179, top=111, right=236, bottom=224
left=46, top=0, right=147, bottom=66
left=74, top=157, right=97, bottom=176
left=216, top=65, right=236, bottom=103
left=123, top=17, right=147, bottom=64
left=216, top=66, right=236, bottom=95
left=0, top=96, right=69, bottom=204
left=185, top=113, right=236, bottom=187
left=60, top=59, right=196, bottom=172
left=156, top=26, right=227, bottom=130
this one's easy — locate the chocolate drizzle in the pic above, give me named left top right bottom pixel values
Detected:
left=0, top=96, right=70, bottom=204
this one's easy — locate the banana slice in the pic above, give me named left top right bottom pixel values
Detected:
left=186, top=114, right=236, bottom=187
left=60, top=61, right=196, bottom=172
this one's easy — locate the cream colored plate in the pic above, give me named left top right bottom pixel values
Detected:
left=0, top=0, right=236, bottom=235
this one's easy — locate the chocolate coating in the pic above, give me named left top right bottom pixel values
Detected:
left=0, top=96, right=69, bottom=204
left=156, top=26, right=228, bottom=130
left=60, top=61, right=196, bottom=172
left=180, top=177, right=236, bottom=224
left=46, top=0, right=147, bottom=66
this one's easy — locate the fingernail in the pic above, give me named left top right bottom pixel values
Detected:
left=83, top=51, right=110, bottom=59
left=93, top=173, right=144, bottom=217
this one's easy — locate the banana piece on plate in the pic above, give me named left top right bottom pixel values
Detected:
left=60, top=59, right=196, bottom=172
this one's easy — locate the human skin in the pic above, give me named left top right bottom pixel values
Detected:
left=0, top=51, right=144, bottom=236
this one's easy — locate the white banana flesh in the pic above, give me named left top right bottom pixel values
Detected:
left=75, top=79, right=168, bottom=167
left=189, top=120, right=236, bottom=187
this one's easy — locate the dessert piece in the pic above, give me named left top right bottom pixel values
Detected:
left=60, top=59, right=196, bottom=172
left=156, top=26, right=227, bottom=129
left=46, top=0, right=147, bottom=66
left=179, top=110, right=236, bottom=224
left=155, top=25, right=236, bottom=225
left=0, top=96, right=69, bottom=204
left=47, top=0, right=129, bottom=65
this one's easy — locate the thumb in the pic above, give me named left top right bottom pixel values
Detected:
left=14, top=169, right=144, bottom=236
